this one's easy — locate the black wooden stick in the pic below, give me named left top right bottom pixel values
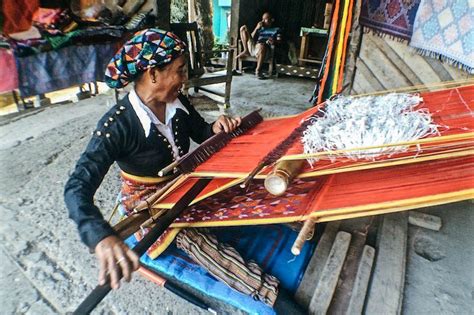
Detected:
left=73, top=178, right=211, bottom=315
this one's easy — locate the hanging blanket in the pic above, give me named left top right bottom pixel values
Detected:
left=409, top=0, right=474, bottom=73
left=359, top=0, right=421, bottom=40
left=0, top=49, right=19, bottom=93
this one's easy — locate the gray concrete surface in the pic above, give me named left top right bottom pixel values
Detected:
left=0, top=74, right=472, bottom=314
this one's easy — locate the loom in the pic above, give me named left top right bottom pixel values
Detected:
left=142, top=82, right=474, bottom=258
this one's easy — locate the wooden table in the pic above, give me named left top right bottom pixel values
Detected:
left=298, top=27, right=328, bottom=66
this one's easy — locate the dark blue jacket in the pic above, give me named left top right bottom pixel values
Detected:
left=64, top=93, right=214, bottom=249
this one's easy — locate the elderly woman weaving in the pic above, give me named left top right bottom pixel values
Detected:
left=64, top=28, right=283, bottom=307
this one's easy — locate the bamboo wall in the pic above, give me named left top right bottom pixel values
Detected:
left=350, top=33, right=473, bottom=95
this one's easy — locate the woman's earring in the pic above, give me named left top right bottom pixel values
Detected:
left=152, top=78, right=157, bottom=83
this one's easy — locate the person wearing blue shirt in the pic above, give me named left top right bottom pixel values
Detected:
left=237, top=12, right=281, bottom=79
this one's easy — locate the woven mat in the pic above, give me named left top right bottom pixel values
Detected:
left=410, top=0, right=473, bottom=73
left=359, top=0, right=421, bottom=40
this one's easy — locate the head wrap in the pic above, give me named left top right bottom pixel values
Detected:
left=105, top=28, right=186, bottom=89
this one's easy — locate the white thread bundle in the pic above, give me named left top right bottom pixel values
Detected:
left=302, top=93, right=439, bottom=166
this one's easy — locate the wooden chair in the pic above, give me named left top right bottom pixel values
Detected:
left=237, top=39, right=275, bottom=76
left=170, top=22, right=233, bottom=108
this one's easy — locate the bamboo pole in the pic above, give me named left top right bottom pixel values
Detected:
left=291, top=218, right=317, bottom=256
left=264, top=160, right=305, bottom=196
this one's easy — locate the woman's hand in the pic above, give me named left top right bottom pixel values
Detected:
left=95, top=235, right=140, bottom=289
left=212, top=115, right=242, bottom=134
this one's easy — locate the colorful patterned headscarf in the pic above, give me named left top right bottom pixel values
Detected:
left=105, top=28, right=186, bottom=89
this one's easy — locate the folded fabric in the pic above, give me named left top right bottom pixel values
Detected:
left=8, top=26, right=42, bottom=41
left=32, top=8, right=63, bottom=26
left=126, top=224, right=316, bottom=315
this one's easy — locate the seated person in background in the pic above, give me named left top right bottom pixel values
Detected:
left=237, top=12, right=281, bottom=79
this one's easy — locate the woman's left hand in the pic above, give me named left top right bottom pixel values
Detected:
left=212, top=115, right=242, bottom=134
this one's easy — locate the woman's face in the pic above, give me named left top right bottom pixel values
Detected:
left=152, top=55, right=187, bottom=103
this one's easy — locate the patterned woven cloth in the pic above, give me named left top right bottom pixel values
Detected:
left=16, top=43, right=118, bottom=97
left=105, top=28, right=186, bottom=89
left=360, top=0, right=421, bottom=40
left=410, top=0, right=473, bottom=73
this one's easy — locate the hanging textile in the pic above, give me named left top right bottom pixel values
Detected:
left=409, top=0, right=474, bottom=74
left=15, top=42, right=119, bottom=97
left=359, top=0, right=421, bottom=40
left=0, top=49, right=19, bottom=92
left=312, top=0, right=355, bottom=104
left=2, top=0, right=39, bottom=35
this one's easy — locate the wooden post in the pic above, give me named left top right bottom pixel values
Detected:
left=298, top=33, right=309, bottom=66
left=229, top=0, right=240, bottom=70
left=188, top=0, right=197, bottom=21
left=342, top=0, right=362, bottom=95
left=156, top=0, right=171, bottom=30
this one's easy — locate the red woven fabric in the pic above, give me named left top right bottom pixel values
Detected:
left=160, top=156, right=474, bottom=227
left=192, top=85, right=474, bottom=178
left=0, top=49, right=19, bottom=92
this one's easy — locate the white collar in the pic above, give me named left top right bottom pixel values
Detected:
left=128, top=89, right=189, bottom=137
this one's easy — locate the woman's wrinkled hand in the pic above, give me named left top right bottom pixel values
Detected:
left=95, top=235, right=140, bottom=289
left=212, top=115, right=242, bottom=134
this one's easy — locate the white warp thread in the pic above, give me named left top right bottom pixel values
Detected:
left=302, top=93, right=439, bottom=166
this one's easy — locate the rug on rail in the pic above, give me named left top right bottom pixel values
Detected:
left=359, top=0, right=421, bottom=40
left=409, top=0, right=474, bottom=73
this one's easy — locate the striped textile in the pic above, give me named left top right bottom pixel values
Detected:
left=176, top=228, right=280, bottom=307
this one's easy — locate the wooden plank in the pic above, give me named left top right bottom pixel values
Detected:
left=440, top=61, right=472, bottom=81
left=328, top=221, right=369, bottom=314
left=359, top=35, right=412, bottom=90
left=295, top=221, right=341, bottom=308
left=424, top=58, right=454, bottom=82
left=383, top=38, right=442, bottom=85
left=354, top=57, right=385, bottom=92
left=346, top=245, right=375, bottom=315
left=365, top=212, right=408, bottom=315
left=350, top=81, right=361, bottom=95
left=408, top=211, right=442, bottom=231
left=308, top=231, right=352, bottom=315
left=367, top=35, right=423, bottom=86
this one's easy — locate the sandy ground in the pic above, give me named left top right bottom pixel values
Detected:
left=0, top=74, right=472, bottom=314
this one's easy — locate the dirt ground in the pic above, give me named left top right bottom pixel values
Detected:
left=0, top=74, right=472, bottom=314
